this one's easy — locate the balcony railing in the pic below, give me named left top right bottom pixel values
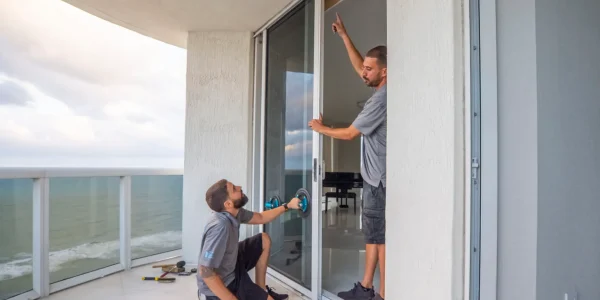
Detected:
left=0, top=168, right=183, bottom=300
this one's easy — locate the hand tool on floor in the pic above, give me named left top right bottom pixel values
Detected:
left=142, top=276, right=175, bottom=282
left=152, top=260, right=186, bottom=273
left=160, top=266, right=177, bottom=278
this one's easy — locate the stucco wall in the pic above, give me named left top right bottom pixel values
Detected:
left=386, top=0, right=465, bottom=298
left=182, top=31, right=253, bottom=263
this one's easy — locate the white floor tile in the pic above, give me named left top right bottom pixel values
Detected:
left=44, top=258, right=304, bottom=299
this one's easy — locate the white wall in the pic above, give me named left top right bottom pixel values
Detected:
left=495, top=0, right=539, bottom=299
left=535, top=0, right=600, bottom=299
left=334, top=138, right=361, bottom=172
left=386, top=0, right=465, bottom=298
left=182, top=31, right=253, bottom=263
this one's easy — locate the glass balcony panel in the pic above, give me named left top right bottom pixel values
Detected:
left=131, top=175, right=182, bottom=259
left=49, top=177, right=120, bottom=284
left=0, top=179, right=34, bottom=300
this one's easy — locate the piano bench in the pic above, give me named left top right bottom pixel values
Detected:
left=324, top=192, right=357, bottom=214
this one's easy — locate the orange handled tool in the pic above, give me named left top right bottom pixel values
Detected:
left=142, top=277, right=175, bottom=282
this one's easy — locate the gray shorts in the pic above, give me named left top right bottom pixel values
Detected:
left=361, top=181, right=386, bottom=244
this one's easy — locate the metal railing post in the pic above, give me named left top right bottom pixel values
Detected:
left=120, top=176, right=132, bottom=270
left=33, top=177, right=50, bottom=297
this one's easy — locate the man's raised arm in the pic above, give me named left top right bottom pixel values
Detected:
left=332, top=13, right=364, bottom=77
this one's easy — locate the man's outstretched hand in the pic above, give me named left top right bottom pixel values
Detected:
left=332, top=13, right=347, bottom=36
left=287, top=197, right=301, bottom=210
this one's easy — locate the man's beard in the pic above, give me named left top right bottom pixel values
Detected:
left=233, top=194, right=249, bottom=209
left=363, top=76, right=382, bottom=87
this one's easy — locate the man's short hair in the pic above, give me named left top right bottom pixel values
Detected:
left=206, top=179, right=229, bottom=212
left=366, top=45, right=387, bottom=67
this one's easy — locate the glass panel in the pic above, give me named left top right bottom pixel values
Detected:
left=264, top=0, right=315, bottom=289
left=131, top=175, right=182, bottom=259
left=0, top=179, right=33, bottom=300
left=49, top=177, right=120, bottom=284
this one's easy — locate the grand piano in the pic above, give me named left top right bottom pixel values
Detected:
left=322, top=172, right=363, bottom=213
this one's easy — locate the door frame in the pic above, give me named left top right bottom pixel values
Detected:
left=467, top=0, right=498, bottom=298
left=311, top=0, right=325, bottom=299
left=250, top=0, right=325, bottom=298
left=468, top=0, right=482, bottom=298
left=251, top=0, right=497, bottom=299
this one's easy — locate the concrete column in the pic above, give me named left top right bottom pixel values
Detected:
left=386, top=0, right=466, bottom=298
left=182, top=31, right=254, bottom=263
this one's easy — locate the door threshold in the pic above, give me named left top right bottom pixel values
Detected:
left=265, top=268, right=344, bottom=300
left=266, top=267, right=310, bottom=298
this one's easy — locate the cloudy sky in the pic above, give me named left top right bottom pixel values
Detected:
left=0, top=0, right=186, bottom=168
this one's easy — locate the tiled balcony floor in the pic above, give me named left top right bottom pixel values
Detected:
left=43, top=258, right=306, bottom=300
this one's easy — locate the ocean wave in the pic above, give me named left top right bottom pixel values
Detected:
left=131, top=230, right=182, bottom=251
left=0, top=231, right=182, bottom=281
left=0, top=259, right=33, bottom=281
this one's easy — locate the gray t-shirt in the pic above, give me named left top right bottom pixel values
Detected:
left=196, top=208, right=254, bottom=296
left=352, top=84, right=387, bottom=187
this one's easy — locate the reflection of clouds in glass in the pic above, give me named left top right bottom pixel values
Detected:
left=285, top=140, right=313, bottom=157
left=280, top=71, right=315, bottom=170
left=286, top=129, right=312, bottom=146
left=285, top=71, right=314, bottom=131
left=285, top=133, right=312, bottom=170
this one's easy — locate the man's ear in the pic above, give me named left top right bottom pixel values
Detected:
left=382, top=67, right=387, bottom=77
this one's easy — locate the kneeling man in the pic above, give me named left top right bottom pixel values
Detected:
left=197, top=179, right=301, bottom=300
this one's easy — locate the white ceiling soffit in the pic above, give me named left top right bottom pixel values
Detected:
left=61, top=0, right=295, bottom=48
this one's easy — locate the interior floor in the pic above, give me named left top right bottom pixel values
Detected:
left=268, top=192, right=382, bottom=298
left=321, top=193, right=382, bottom=296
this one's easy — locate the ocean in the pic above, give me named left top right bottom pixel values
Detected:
left=0, top=175, right=183, bottom=299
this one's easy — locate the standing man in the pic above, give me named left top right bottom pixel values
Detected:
left=308, top=13, right=387, bottom=300
left=197, top=179, right=302, bottom=300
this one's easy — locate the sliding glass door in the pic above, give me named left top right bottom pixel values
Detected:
left=261, top=0, right=321, bottom=294
left=256, top=0, right=323, bottom=298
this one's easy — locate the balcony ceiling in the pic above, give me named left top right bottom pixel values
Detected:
left=61, top=0, right=295, bottom=48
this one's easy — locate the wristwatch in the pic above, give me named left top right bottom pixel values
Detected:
left=283, top=203, right=289, bottom=211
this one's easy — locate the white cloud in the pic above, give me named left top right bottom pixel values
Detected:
left=0, top=120, right=35, bottom=141
left=0, top=0, right=183, bottom=86
left=0, top=0, right=186, bottom=168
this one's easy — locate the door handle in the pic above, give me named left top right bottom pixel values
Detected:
left=313, top=158, right=317, bottom=182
